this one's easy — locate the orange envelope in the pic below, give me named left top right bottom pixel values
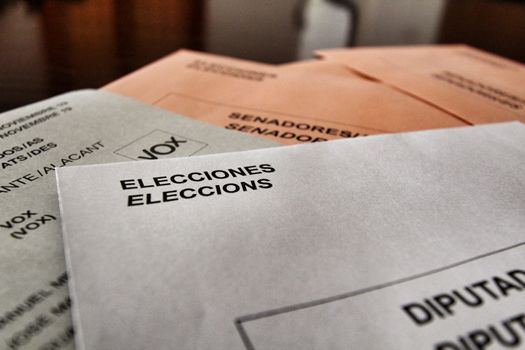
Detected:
left=279, top=60, right=364, bottom=77
left=318, top=45, right=525, bottom=124
left=103, top=50, right=464, bottom=144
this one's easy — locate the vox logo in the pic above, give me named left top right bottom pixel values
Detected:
left=138, top=136, right=187, bottom=160
left=114, top=130, right=208, bottom=160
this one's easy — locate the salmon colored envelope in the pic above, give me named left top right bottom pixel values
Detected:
left=279, top=60, right=364, bottom=77
left=103, top=49, right=464, bottom=145
left=318, top=45, right=525, bottom=125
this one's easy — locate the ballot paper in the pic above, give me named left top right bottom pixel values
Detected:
left=57, top=122, right=525, bottom=350
left=0, top=90, right=275, bottom=350
left=103, top=49, right=465, bottom=144
left=318, top=45, right=525, bottom=125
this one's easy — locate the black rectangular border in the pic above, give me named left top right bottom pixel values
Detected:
left=235, top=240, right=525, bottom=350
left=113, top=129, right=208, bottom=160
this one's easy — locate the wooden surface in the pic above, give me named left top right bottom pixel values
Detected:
left=439, top=0, right=525, bottom=64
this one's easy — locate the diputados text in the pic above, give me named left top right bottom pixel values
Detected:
left=119, top=164, right=275, bottom=206
left=401, top=268, right=525, bottom=349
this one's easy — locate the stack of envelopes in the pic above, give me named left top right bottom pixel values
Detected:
left=1, top=45, right=524, bottom=350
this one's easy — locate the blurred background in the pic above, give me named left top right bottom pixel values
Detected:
left=1, top=0, right=525, bottom=112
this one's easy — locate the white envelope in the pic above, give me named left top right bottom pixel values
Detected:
left=0, top=90, right=275, bottom=350
left=57, top=122, right=525, bottom=350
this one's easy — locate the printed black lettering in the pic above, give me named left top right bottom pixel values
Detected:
left=162, top=190, right=179, bottom=202
left=225, top=123, right=240, bottom=130
left=403, top=303, right=433, bottom=326
left=137, top=136, right=187, bottom=160
left=120, top=179, right=137, bottom=190
left=435, top=342, right=461, bottom=350
left=228, top=167, right=247, bottom=177
left=493, top=276, right=522, bottom=296
left=187, top=172, right=203, bottom=182
left=472, top=280, right=499, bottom=300
left=137, top=178, right=155, bottom=189
left=223, top=183, right=240, bottom=193
left=260, top=164, right=275, bottom=173
left=198, top=186, right=214, bottom=197
left=150, top=144, right=175, bottom=155
left=169, top=137, right=186, bottom=147
left=453, top=288, right=483, bottom=307
left=509, top=270, right=525, bottom=287
left=468, top=329, right=492, bottom=349
left=171, top=174, right=188, bottom=184
left=137, top=149, right=158, bottom=160
left=153, top=176, right=170, bottom=187
left=145, top=193, right=161, bottom=205
left=434, top=294, right=457, bottom=316
left=241, top=180, right=258, bottom=191
left=256, top=178, right=272, bottom=189
left=180, top=188, right=196, bottom=199
left=211, top=170, right=229, bottom=179
left=127, top=194, right=144, bottom=207
left=244, top=165, right=261, bottom=175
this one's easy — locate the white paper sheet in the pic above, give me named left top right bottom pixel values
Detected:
left=57, top=122, right=525, bottom=350
left=0, top=90, right=275, bottom=350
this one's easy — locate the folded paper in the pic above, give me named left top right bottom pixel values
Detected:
left=319, top=45, right=525, bottom=124
left=104, top=50, right=465, bottom=144
left=0, top=90, right=275, bottom=350
left=57, top=122, right=525, bottom=350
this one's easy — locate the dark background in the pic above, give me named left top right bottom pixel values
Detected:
left=1, top=0, right=525, bottom=113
